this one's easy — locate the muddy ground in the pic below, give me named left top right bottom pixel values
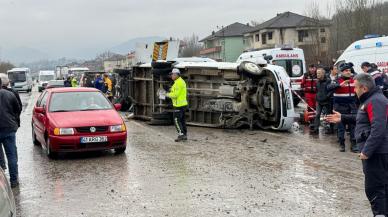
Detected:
left=9, top=90, right=371, bottom=217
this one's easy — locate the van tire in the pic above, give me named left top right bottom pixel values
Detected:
left=152, top=112, right=172, bottom=120
left=152, top=61, right=172, bottom=69
left=148, top=118, right=173, bottom=126
left=152, top=68, right=173, bottom=76
left=238, top=61, right=264, bottom=78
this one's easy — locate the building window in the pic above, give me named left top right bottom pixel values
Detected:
left=262, top=33, right=267, bottom=45
left=321, top=37, right=326, bottom=43
left=320, top=28, right=326, bottom=33
left=298, top=30, right=309, bottom=42
left=255, top=34, right=260, bottom=42
left=268, top=32, right=273, bottom=40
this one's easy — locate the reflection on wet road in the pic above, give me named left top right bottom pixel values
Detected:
left=12, top=90, right=370, bottom=216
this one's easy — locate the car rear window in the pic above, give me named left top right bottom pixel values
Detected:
left=275, top=59, right=304, bottom=77
left=49, top=91, right=112, bottom=112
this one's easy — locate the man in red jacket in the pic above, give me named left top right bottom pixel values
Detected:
left=301, top=64, right=318, bottom=127
left=301, top=64, right=318, bottom=112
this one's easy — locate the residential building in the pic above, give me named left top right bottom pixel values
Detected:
left=244, top=12, right=331, bottom=63
left=199, top=22, right=254, bottom=62
left=103, top=52, right=136, bottom=72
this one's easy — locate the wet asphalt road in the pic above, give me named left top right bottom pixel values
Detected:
left=9, top=89, right=372, bottom=217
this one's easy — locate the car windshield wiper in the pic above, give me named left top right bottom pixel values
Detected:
left=51, top=110, right=72, bottom=112
left=79, top=108, right=109, bottom=111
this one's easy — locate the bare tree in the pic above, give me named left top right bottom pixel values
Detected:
left=304, top=0, right=387, bottom=64
left=180, top=34, right=203, bottom=57
left=0, top=61, right=15, bottom=74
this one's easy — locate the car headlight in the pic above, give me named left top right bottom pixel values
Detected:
left=110, top=124, right=126, bottom=132
left=54, top=128, right=74, bottom=135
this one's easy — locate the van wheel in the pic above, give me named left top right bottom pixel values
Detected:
left=152, top=68, right=173, bottom=76
left=238, top=61, right=264, bottom=77
left=151, top=61, right=172, bottom=69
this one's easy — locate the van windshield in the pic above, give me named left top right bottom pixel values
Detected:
left=8, top=71, right=26, bottom=82
left=40, top=75, right=55, bottom=81
left=274, top=59, right=304, bottom=77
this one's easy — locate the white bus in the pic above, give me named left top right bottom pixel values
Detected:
left=7, top=68, right=33, bottom=92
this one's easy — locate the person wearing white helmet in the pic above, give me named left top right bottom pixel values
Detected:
left=166, top=68, right=188, bottom=142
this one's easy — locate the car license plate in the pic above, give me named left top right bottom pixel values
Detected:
left=80, top=136, right=108, bottom=143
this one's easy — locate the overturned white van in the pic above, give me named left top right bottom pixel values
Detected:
left=127, top=58, right=297, bottom=131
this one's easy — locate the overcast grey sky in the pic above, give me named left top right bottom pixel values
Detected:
left=0, top=0, right=327, bottom=59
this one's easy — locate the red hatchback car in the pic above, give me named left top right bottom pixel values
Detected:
left=32, top=88, right=127, bottom=158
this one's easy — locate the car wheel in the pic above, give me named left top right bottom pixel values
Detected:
left=114, top=147, right=126, bottom=154
left=46, top=138, right=58, bottom=159
left=32, top=124, right=40, bottom=146
left=151, top=61, right=172, bottom=69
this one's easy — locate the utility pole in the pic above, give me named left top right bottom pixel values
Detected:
left=217, top=25, right=225, bottom=61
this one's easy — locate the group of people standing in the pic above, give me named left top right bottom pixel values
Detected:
left=93, top=74, right=113, bottom=102
left=63, top=73, right=114, bottom=101
left=302, top=61, right=388, bottom=216
left=301, top=62, right=387, bottom=152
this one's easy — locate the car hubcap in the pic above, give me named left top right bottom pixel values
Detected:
left=245, top=62, right=260, bottom=73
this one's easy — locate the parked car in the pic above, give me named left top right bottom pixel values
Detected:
left=46, top=80, right=65, bottom=89
left=0, top=168, right=16, bottom=217
left=32, top=88, right=127, bottom=158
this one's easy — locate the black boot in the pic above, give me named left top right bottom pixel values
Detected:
left=350, top=140, right=359, bottom=153
left=175, top=135, right=186, bottom=142
left=339, top=140, right=345, bottom=152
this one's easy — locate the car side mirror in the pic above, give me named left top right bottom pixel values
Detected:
left=114, top=104, right=122, bottom=111
left=34, top=107, right=45, bottom=114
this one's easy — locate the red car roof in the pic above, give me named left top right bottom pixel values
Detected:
left=47, top=87, right=99, bottom=93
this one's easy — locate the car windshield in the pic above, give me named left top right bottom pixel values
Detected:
left=8, top=72, right=26, bottom=82
left=275, top=59, right=304, bottom=77
left=40, top=75, right=55, bottom=81
left=49, top=91, right=112, bottom=112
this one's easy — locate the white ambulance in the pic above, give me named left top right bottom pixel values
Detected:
left=336, top=35, right=388, bottom=74
left=237, top=47, right=306, bottom=105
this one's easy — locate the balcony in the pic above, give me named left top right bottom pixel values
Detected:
left=200, top=46, right=222, bottom=55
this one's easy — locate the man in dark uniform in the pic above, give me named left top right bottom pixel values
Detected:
left=326, top=73, right=388, bottom=216
left=327, top=63, right=358, bottom=152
